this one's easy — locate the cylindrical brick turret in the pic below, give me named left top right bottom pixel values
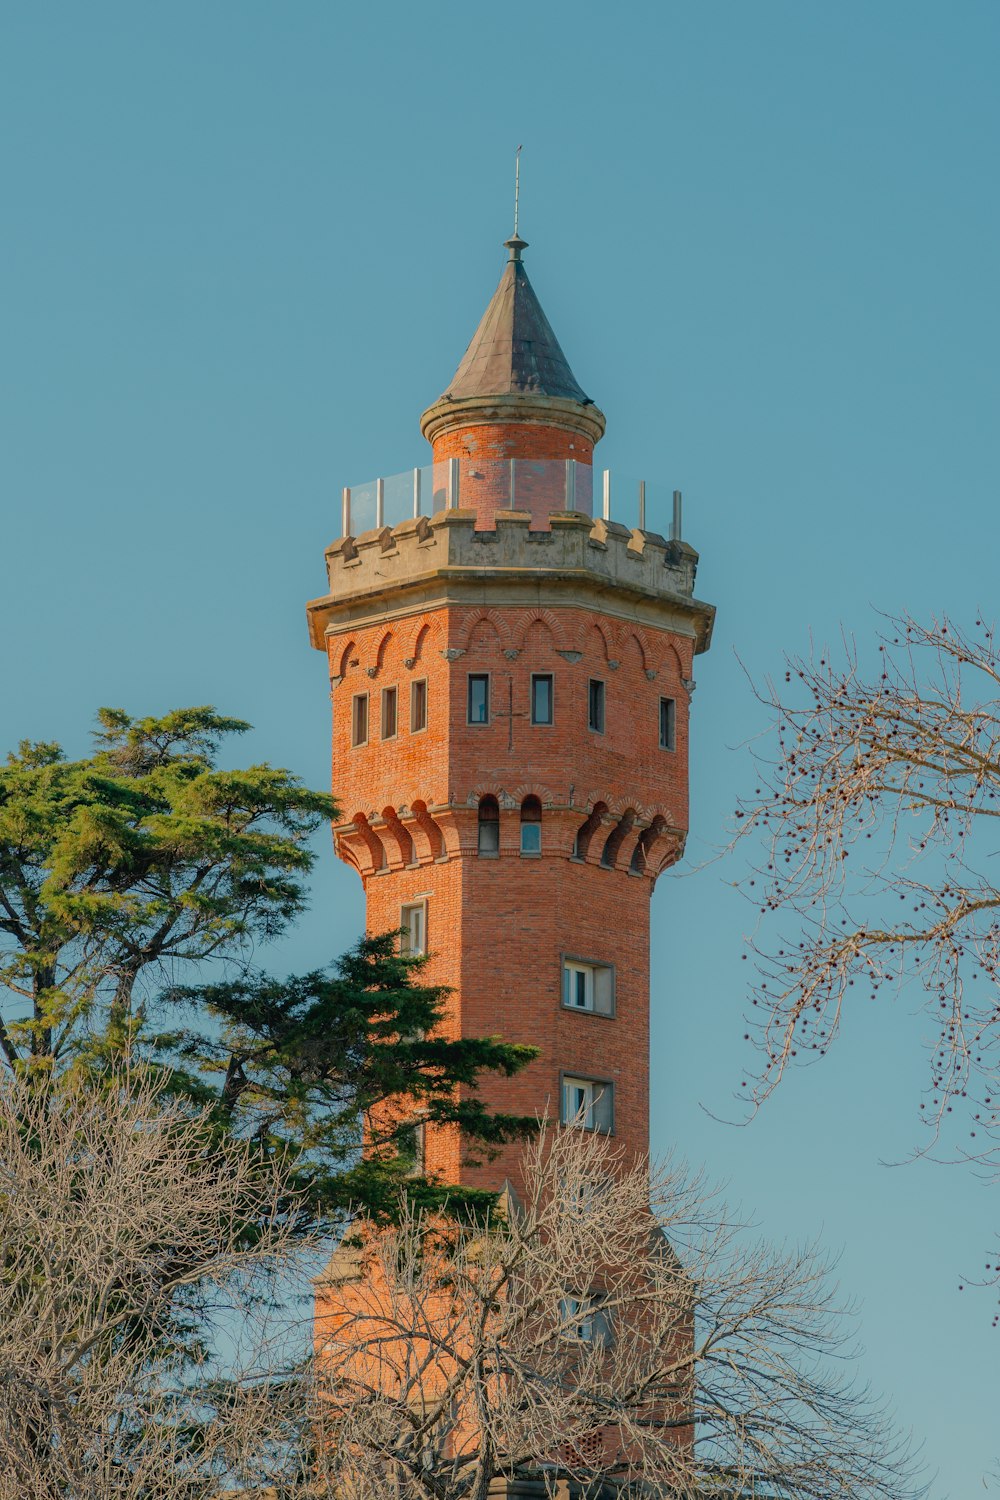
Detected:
left=419, top=236, right=606, bottom=529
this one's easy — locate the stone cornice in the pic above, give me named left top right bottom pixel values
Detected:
left=306, top=509, right=715, bottom=655
left=420, top=392, right=607, bottom=446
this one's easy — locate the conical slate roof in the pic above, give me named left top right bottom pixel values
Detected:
left=442, top=237, right=591, bottom=404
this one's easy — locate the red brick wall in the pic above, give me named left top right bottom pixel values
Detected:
left=327, top=598, right=693, bottom=1192
left=431, top=422, right=595, bottom=529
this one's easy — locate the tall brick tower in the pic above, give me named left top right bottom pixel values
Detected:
left=307, top=231, right=714, bottom=1191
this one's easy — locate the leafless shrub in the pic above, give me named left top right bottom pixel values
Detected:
left=0, top=1072, right=313, bottom=1499
left=313, top=1124, right=923, bottom=1499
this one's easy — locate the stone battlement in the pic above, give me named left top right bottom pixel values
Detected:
left=307, top=509, right=714, bottom=652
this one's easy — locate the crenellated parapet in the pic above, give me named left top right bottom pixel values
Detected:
left=307, top=508, right=713, bottom=654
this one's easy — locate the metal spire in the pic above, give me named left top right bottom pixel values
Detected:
left=513, top=144, right=522, bottom=238
left=505, top=146, right=528, bottom=262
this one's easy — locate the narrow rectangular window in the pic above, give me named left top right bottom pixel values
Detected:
left=398, top=1121, right=425, bottom=1176
left=400, top=901, right=427, bottom=957
left=381, top=686, right=398, bottom=740
left=351, top=693, right=368, bottom=747
left=561, top=1075, right=614, bottom=1133
left=468, top=674, right=490, bottom=725
left=559, top=1294, right=610, bottom=1345
left=530, top=673, right=553, bottom=725
left=562, top=958, right=615, bottom=1016
left=588, top=679, right=605, bottom=734
left=411, top=678, right=428, bottom=733
left=659, top=696, right=676, bottom=751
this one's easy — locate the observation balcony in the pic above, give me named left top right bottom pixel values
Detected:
left=338, top=459, right=686, bottom=541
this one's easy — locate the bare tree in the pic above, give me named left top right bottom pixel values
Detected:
left=0, top=1074, right=312, bottom=1499
left=732, top=616, right=1000, bottom=1227
left=313, top=1125, right=923, bottom=1499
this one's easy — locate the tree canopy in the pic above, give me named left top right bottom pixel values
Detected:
left=0, top=706, right=536, bottom=1221
left=734, top=615, right=1000, bottom=1289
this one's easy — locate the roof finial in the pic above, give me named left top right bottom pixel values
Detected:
left=514, top=144, right=522, bottom=237
left=505, top=145, right=528, bottom=261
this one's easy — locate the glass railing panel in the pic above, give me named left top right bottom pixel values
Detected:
left=381, top=470, right=414, bottom=530
left=348, top=480, right=378, bottom=535
left=337, top=463, right=676, bottom=538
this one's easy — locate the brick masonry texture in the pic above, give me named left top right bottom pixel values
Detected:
left=327, top=594, right=696, bottom=1192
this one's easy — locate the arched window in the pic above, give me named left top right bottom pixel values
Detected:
left=478, top=795, right=500, bottom=855
left=520, top=795, right=542, bottom=855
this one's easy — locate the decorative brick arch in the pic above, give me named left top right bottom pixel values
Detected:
left=661, top=638, right=687, bottom=684
left=352, top=813, right=387, bottom=874
left=406, top=616, right=442, bottom=665
left=370, top=629, right=394, bottom=677
left=381, top=806, right=415, bottom=866
left=335, top=638, right=358, bottom=679
left=614, top=622, right=653, bottom=672
left=588, top=619, right=615, bottom=664
left=455, top=607, right=513, bottom=653
left=466, top=780, right=506, bottom=806
left=600, top=807, right=637, bottom=869
left=508, top=780, right=558, bottom=808
left=573, top=800, right=609, bottom=860
left=511, top=608, right=568, bottom=653
left=408, top=799, right=444, bottom=862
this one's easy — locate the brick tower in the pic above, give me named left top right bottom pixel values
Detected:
left=307, top=231, right=714, bottom=1193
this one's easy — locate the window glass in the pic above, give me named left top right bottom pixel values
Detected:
left=381, top=686, right=397, bottom=740
left=478, top=796, right=500, bottom=854
left=564, top=962, right=593, bottom=1009
left=411, top=679, right=428, bottom=733
left=351, top=693, right=368, bottom=747
left=468, top=674, right=490, bottom=725
left=561, top=1075, right=614, bottom=1133
left=521, top=823, right=541, bottom=854
left=659, top=696, right=676, bottom=751
left=588, top=679, right=605, bottom=733
left=531, top=674, right=553, bottom=725
left=400, top=902, right=426, bottom=956
left=520, top=796, right=541, bottom=855
left=561, top=959, right=615, bottom=1016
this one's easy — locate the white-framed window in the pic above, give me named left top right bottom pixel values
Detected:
left=560, top=1075, right=614, bottom=1133
left=561, top=957, right=615, bottom=1016
left=530, top=673, right=553, bottom=725
left=520, top=795, right=542, bottom=855
left=400, top=900, right=427, bottom=956
left=381, top=685, right=398, bottom=740
left=468, top=673, right=490, bottom=725
left=659, top=696, right=676, bottom=751
left=559, top=1294, right=610, bottom=1345
left=351, top=692, right=369, bottom=747
left=588, top=678, right=605, bottom=733
left=411, top=678, right=428, bottom=733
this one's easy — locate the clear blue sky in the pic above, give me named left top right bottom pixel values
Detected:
left=2, top=3, right=998, bottom=1490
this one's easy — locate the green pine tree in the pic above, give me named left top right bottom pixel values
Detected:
left=0, top=706, right=536, bottom=1222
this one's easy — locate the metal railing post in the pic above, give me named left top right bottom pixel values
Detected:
left=413, top=468, right=422, bottom=518
left=447, top=458, right=459, bottom=510
left=638, top=480, right=646, bottom=531
left=341, top=487, right=351, bottom=538
left=672, top=489, right=683, bottom=541
left=375, top=477, right=385, bottom=529
left=602, top=469, right=611, bottom=521
left=565, top=459, right=576, bottom=511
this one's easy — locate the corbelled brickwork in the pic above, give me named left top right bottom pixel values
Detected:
left=307, top=502, right=713, bottom=1191
left=310, top=234, right=715, bottom=1493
